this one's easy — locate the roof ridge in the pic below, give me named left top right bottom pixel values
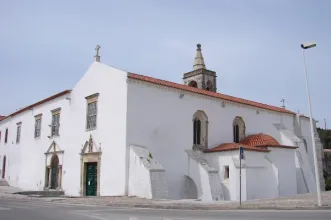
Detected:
left=2, top=89, right=71, bottom=120
left=128, top=73, right=295, bottom=115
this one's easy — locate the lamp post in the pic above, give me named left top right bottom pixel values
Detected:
left=301, top=42, right=322, bottom=206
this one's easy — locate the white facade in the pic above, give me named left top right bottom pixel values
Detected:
left=0, top=47, right=324, bottom=201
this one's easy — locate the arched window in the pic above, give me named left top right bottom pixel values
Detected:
left=233, top=125, right=239, bottom=143
left=303, top=139, right=308, bottom=153
left=4, top=129, right=8, bottom=144
left=192, top=110, right=208, bottom=150
left=206, top=80, right=213, bottom=91
left=188, top=80, right=198, bottom=88
left=193, top=119, right=201, bottom=145
left=233, top=116, right=245, bottom=143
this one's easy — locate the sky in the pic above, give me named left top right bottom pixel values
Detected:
left=0, top=0, right=330, bottom=128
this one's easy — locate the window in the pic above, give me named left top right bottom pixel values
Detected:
left=192, top=110, right=208, bottom=150
left=233, top=116, right=246, bottom=143
left=5, top=128, right=8, bottom=144
left=85, top=93, right=99, bottom=131
left=224, top=166, right=229, bottom=179
left=206, top=80, right=213, bottom=91
left=87, top=102, right=97, bottom=130
left=193, top=119, right=201, bottom=145
left=51, top=108, right=61, bottom=137
left=188, top=80, right=198, bottom=88
left=16, top=123, right=22, bottom=144
left=233, top=125, right=239, bottom=143
left=34, top=114, right=42, bottom=138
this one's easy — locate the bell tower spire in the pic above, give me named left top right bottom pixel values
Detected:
left=183, top=44, right=217, bottom=92
left=193, top=43, right=206, bottom=70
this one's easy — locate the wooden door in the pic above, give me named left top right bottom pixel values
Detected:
left=85, top=162, right=97, bottom=196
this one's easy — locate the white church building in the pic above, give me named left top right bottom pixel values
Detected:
left=0, top=44, right=325, bottom=201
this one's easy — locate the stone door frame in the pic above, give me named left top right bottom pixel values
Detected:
left=44, top=153, right=63, bottom=190
left=80, top=152, right=101, bottom=196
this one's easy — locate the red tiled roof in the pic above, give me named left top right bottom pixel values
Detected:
left=205, top=133, right=297, bottom=153
left=1, top=90, right=71, bottom=121
left=0, top=115, right=5, bottom=121
left=128, top=73, right=295, bottom=115
left=204, top=142, right=270, bottom=153
left=242, top=133, right=297, bottom=149
left=241, top=133, right=280, bottom=146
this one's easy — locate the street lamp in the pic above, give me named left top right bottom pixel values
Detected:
left=301, top=42, right=322, bottom=207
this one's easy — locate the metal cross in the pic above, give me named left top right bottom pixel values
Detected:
left=281, top=99, right=286, bottom=108
left=95, top=45, right=100, bottom=56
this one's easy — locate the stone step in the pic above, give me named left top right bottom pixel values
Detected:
left=14, top=190, right=65, bottom=197
left=0, top=179, right=9, bottom=186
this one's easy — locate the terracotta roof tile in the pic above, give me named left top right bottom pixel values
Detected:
left=205, top=133, right=297, bottom=153
left=128, top=73, right=295, bottom=115
left=204, top=142, right=270, bottom=153
left=1, top=90, right=71, bottom=121
left=241, top=133, right=297, bottom=149
left=0, top=115, right=5, bottom=121
left=241, top=133, right=280, bottom=146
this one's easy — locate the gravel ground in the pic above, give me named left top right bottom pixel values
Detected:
left=1, top=186, right=331, bottom=210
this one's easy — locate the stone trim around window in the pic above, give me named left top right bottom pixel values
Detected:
left=51, top=107, right=61, bottom=115
left=233, top=116, right=246, bottom=143
left=85, top=93, right=99, bottom=102
left=192, top=110, right=209, bottom=151
left=34, top=113, right=43, bottom=119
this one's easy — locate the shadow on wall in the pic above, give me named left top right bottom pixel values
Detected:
left=221, top=183, right=230, bottom=200
left=184, top=175, right=198, bottom=199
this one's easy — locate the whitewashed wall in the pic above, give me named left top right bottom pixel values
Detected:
left=62, top=62, right=128, bottom=196
left=0, top=62, right=129, bottom=196
left=266, top=148, right=297, bottom=196
left=128, top=146, right=152, bottom=198
left=300, top=117, right=315, bottom=174
left=0, top=95, right=71, bottom=190
left=244, top=151, right=276, bottom=200
left=205, top=151, right=239, bottom=201
left=126, top=79, right=295, bottom=199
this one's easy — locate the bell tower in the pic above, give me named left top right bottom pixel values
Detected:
left=183, top=44, right=217, bottom=92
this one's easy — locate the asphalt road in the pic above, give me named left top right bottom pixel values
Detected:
left=0, top=198, right=331, bottom=220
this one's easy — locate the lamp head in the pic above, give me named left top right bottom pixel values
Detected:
left=301, top=43, right=316, bottom=49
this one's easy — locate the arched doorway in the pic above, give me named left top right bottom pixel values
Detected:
left=2, top=156, right=6, bottom=179
left=50, top=154, right=59, bottom=189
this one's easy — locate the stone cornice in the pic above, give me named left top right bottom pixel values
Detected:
left=183, top=68, right=216, bottom=79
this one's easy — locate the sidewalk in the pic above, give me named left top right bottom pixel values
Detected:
left=1, top=186, right=331, bottom=210
left=0, top=186, right=28, bottom=199
left=44, top=191, right=331, bottom=210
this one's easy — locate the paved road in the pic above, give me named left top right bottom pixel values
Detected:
left=0, top=198, right=331, bottom=220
